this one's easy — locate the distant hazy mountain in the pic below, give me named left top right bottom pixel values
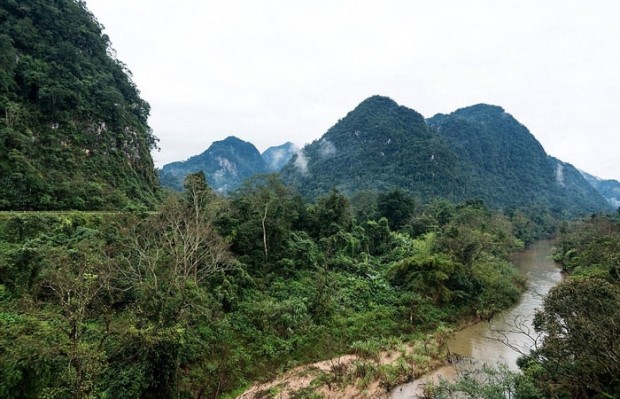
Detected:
left=280, top=96, right=609, bottom=215
left=160, top=137, right=296, bottom=193
left=262, top=142, right=298, bottom=172
left=160, top=136, right=268, bottom=193
left=428, top=104, right=610, bottom=214
left=580, top=171, right=620, bottom=208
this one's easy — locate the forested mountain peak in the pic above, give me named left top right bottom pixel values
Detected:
left=334, top=95, right=429, bottom=139
left=351, top=95, right=401, bottom=113
left=208, top=135, right=261, bottom=157
left=280, top=96, right=467, bottom=199
left=0, top=0, right=159, bottom=210
left=428, top=105, right=609, bottom=214
left=429, top=104, right=540, bottom=146
left=452, top=103, right=506, bottom=117
left=427, top=103, right=547, bottom=165
left=160, top=135, right=268, bottom=193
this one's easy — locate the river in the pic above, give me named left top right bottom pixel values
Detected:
left=391, top=240, right=563, bottom=399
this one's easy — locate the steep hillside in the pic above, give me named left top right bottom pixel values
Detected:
left=581, top=171, right=620, bottom=208
left=280, top=96, right=470, bottom=200
left=262, top=142, right=297, bottom=172
left=160, top=136, right=268, bottom=193
left=0, top=0, right=159, bottom=210
left=427, top=105, right=610, bottom=214
left=427, top=105, right=551, bottom=207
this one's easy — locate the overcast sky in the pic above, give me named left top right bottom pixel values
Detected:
left=84, top=0, right=620, bottom=181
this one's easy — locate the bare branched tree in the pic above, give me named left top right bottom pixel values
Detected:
left=121, top=173, right=236, bottom=321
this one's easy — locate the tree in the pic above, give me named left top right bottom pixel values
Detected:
left=349, top=189, right=378, bottom=222
left=0, top=219, right=118, bottom=398
left=425, top=364, right=537, bottom=399
left=521, top=278, right=620, bottom=398
left=0, top=34, right=16, bottom=98
left=308, top=188, right=353, bottom=239
left=124, top=175, right=234, bottom=322
left=38, top=240, right=112, bottom=398
left=389, top=233, right=458, bottom=307
left=377, top=188, right=415, bottom=230
left=227, top=174, right=302, bottom=269
left=110, top=175, right=237, bottom=396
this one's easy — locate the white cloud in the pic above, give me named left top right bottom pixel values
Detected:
left=556, top=162, right=565, bottom=187
left=269, top=149, right=285, bottom=163
left=318, top=139, right=336, bottom=158
left=293, top=150, right=309, bottom=176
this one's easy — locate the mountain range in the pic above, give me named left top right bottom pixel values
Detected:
left=162, top=96, right=614, bottom=216
left=280, top=96, right=468, bottom=201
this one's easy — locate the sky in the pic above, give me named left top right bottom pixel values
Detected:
left=84, top=0, right=620, bottom=181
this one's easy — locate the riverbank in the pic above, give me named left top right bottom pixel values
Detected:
left=235, top=331, right=450, bottom=399
left=392, top=240, right=562, bottom=398
left=234, top=241, right=557, bottom=399
left=233, top=316, right=508, bottom=399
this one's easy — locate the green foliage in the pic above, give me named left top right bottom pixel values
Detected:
left=0, top=0, right=159, bottom=211
left=512, top=216, right=620, bottom=399
left=225, top=174, right=304, bottom=272
left=425, top=364, right=540, bottom=399
left=387, top=201, right=524, bottom=323
left=281, top=97, right=608, bottom=217
left=281, top=96, right=468, bottom=202
left=515, top=277, right=620, bottom=399
left=429, top=105, right=609, bottom=216
left=553, top=215, right=620, bottom=281
left=377, top=188, right=415, bottom=230
left=0, top=180, right=538, bottom=397
left=307, top=188, right=353, bottom=239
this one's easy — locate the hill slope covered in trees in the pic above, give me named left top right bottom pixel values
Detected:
left=580, top=170, right=620, bottom=208
left=428, top=104, right=609, bottom=215
left=0, top=0, right=159, bottom=210
left=280, top=96, right=470, bottom=201
left=280, top=96, right=609, bottom=216
left=262, top=141, right=297, bottom=172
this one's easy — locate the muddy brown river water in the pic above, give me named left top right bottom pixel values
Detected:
left=391, top=240, right=562, bottom=399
